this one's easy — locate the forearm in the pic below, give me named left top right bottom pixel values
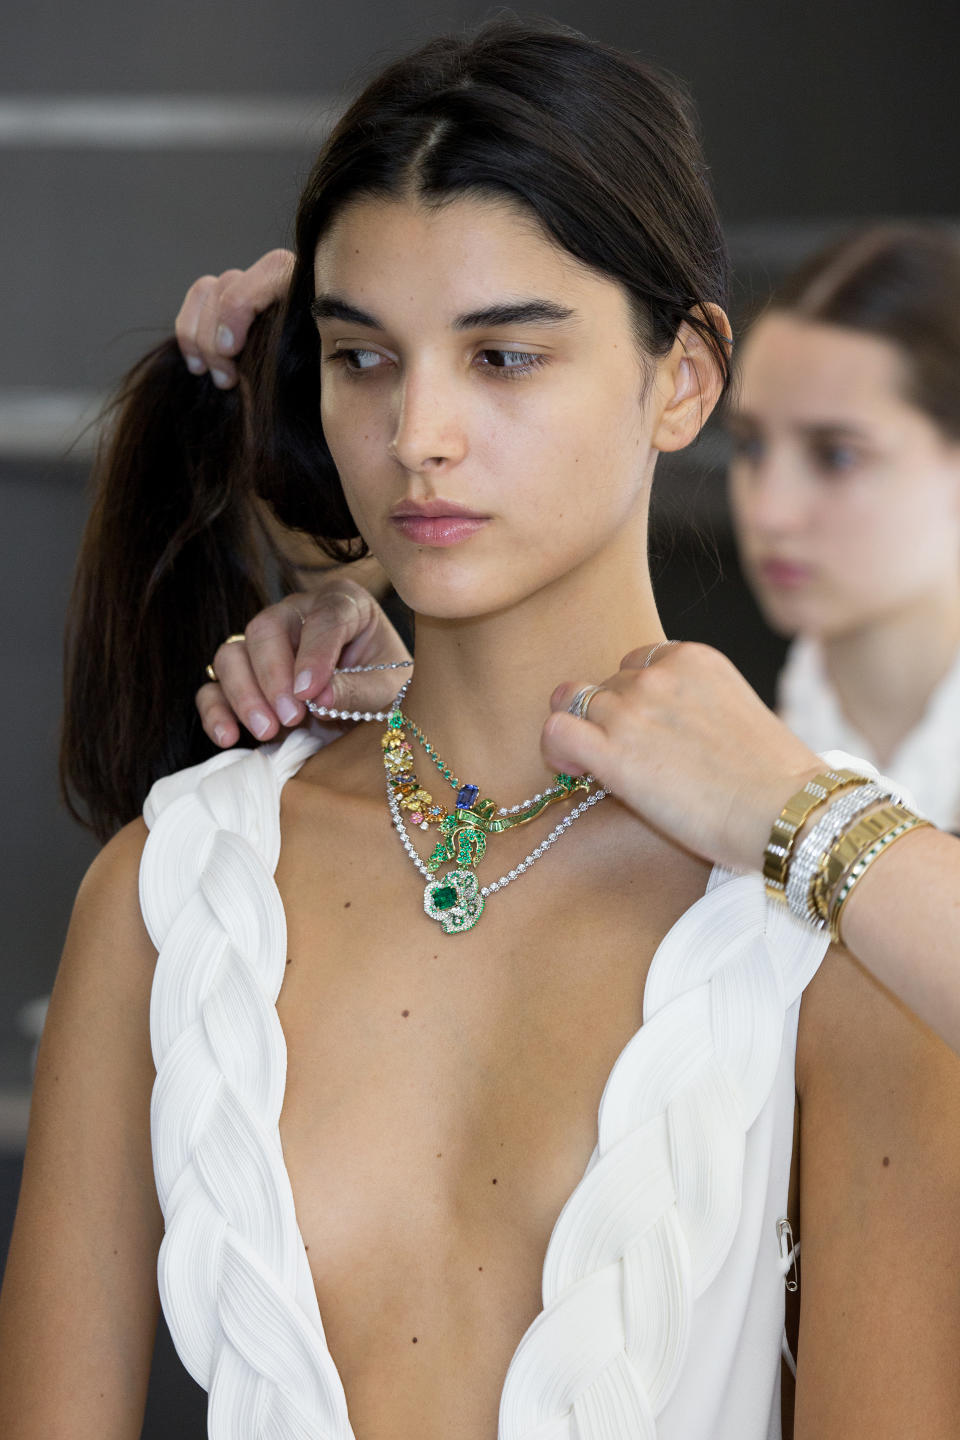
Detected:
left=834, top=824, right=960, bottom=1051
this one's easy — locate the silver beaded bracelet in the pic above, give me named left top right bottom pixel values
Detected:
left=785, top=781, right=899, bottom=927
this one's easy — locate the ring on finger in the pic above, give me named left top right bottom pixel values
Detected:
left=205, top=632, right=246, bottom=685
left=567, top=684, right=606, bottom=721
left=642, top=639, right=680, bottom=669
left=283, top=598, right=307, bottom=627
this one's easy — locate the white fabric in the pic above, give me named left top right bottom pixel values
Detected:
left=779, top=635, right=960, bottom=830
left=141, top=729, right=831, bottom=1439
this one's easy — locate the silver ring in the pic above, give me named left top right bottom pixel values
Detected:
left=567, top=684, right=605, bottom=721
left=641, top=639, right=680, bottom=669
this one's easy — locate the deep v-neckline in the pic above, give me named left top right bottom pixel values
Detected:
left=263, top=733, right=713, bottom=1434
left=143, top=728, right=828, bottom=1439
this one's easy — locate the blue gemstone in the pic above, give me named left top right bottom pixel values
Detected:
left=456, top=784, right=480, bottom=810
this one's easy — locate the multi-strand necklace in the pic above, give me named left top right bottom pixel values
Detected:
left=308, top=666, right=608, bottom=935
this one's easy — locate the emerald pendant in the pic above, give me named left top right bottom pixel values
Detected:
left=423, top=869, right=485, bottom=934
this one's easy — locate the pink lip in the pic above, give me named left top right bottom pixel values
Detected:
left=389, top=497, right=490, bottom=547
left=758, top=558, right=813, bottom=589
left=391, top=514, right=490, bottom=546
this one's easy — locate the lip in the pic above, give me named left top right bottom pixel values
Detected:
left=391, top=514, right=490, bottom=546
left=389, top=497, right=491, bottom=547
left=757, top=558, right=814, bottom=589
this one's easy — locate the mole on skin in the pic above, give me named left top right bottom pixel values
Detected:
left=883, top=1156, right=891, bottom=1167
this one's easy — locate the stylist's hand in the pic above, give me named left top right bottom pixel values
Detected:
left=197, top=577, right=411, bottom=748
left=175, top=248, right=294, bottom=389
left=543, top=642, right=823, bottom=874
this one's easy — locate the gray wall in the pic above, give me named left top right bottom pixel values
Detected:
left=1, top=0, right=957, bottom=1095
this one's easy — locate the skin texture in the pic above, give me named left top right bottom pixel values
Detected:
left=5, top=201, right=960, bottom=1439
left=728, top=312, right=960, bottom=764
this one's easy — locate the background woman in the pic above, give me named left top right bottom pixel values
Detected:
left=728, top=223, right=960, bottom=829
left=5, top=20, right=960, bottom=1440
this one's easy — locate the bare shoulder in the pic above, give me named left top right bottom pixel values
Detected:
left=792, top=943, right=960, bottom=1437
left=0, top=819, right=162, bottom=1436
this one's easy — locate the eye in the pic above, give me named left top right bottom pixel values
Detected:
left=326, top=347, right=389, bottom=374
left=811, top=441, right=861, bottom=475
left=474, top=349, right=547, bottom=378
left=728, top=431, right=765, bottom=464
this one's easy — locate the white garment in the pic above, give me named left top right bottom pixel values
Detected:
left=140, top=729, right=831, bottom=1440
left=779, top=635, right=960, bottom=830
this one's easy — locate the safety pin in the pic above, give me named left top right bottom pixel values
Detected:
left=776, top=1217, right=799, bottom=1293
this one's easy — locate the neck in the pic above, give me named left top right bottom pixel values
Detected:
left=820, top=579, right=960, bottom=766
left=400, top=518, right=663, bottom=802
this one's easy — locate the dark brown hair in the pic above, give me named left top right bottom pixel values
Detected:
left=770, top=222, right=960, bottom=440
left=61, top=16, right=730, bottom=840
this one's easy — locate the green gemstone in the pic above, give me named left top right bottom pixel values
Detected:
left=388, top=713, right=403, bottom=729
left=432, top=885, right=458, bottom=911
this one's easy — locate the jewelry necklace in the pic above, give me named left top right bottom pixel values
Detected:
left=382, top=689, right=607, bottom=935
left=306, top=659, right=413, bottom=724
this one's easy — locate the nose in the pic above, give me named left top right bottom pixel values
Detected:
left=389, top=364, right=468, bottom=474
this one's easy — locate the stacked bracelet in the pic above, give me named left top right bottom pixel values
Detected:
left=785, top=782, right=895, bottom=926
left=763, top=769, right=866, bottom=903
left=815, top=805, right=931, bottom=944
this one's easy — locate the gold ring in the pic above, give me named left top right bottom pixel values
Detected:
left=205, top=663, right=218, bottom=683
left=567, top=684, right=605, bottom=721
left=224, top=633, right=246, bottom=645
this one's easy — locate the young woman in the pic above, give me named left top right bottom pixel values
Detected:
left=4, top=20, right=960, bottom=1440
left=728, top=224, right=960, bottom=829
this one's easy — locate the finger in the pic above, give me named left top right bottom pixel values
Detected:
left=175, top=274, right=219, bottom=375
left=214, top=249, right=295, bottom=357
left=548, top=678, right=622, bottom=720
left=293, top=587, right=378, bottom=701
left=619, top=639, right=682, bottom=673
left=211, top=637, right=282, bottom=741
left=540, top=707, right=617, bottom=783
left=195, top=683, right=241, bottom=748
left=242, top=601, right=310, bottom=727
left=194, top=269, right=245, bottom=389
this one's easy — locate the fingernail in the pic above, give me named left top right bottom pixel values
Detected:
left=249, top=709, right=272, bottom=739
left=213, top=724, right=231, bottom=747
left=185, top=355, right=205, bottom=375
left=216, top=325, right=235, bottom=352
left=276, top=694, right=299, bottom=726
left=210, top=368, right=231, bottom=389
left=293, top=669, right=313, bottom=695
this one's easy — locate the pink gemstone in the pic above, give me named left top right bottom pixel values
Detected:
left=410, top=812, right=423, bottom=825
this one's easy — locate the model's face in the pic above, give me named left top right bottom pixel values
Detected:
left=311, top=195, right=663, bottom=619
left=729, top=312, right=960, bottom=638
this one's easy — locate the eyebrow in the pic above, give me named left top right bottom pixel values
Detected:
left=727, top=412, right=872, bottom=442
left=309, top=293, right=577, bottom=331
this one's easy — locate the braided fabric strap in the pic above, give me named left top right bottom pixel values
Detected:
left=498, top=871, right=829, bottom=1437
left=819, top=807, right=931, bottom=944
left=142, top=731, right=355, bottom=1440
left=763, top=768, right=866, bottom=901
left=784, top=782, right=895, bottom=927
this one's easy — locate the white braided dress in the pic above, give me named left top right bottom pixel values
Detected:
left=140, top=728, right=830, bottom=1440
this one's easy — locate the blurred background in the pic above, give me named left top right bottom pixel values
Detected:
left=1, top=0, right=956, bottom=1429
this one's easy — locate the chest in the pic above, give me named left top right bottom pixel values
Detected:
left=271, top=784, right=710, bottom=1437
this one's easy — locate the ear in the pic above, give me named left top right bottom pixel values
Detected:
left=651, top=304, right=732, bottom=454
